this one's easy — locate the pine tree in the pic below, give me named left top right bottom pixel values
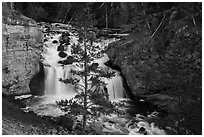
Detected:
left=56, top=3, right=116, bottom=132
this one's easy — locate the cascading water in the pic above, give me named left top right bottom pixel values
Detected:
left=44, top=66, right=55, bottom=95
left=44, top=65, right=76, bottom=97
left=42, top=32, right=126, bottom=101
left=23, top=27, right=127, bottom=118
left=106, top=71, right=126, bottom=100
left=94, top=54, right=126, bottom=100
left=41, top=33, right=78, bottom=100
left=20, top=33, right=80, bottom=117
left=15, top=23, right=166, bottom=135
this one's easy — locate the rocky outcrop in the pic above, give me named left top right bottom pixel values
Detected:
left=106, top=32, right=202, bottom=134
left=106, top=34, right=201, bottom=114
left=2, top=3, right=43, bottom=95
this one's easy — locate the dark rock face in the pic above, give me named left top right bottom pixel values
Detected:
left=58, top=51, right=67, bottom=58
left=2, top=3, right=43, bottom=95
left=29, top=62, right=45, bottom=95
left=58, top=56, right=75, bottom=65
left=107, top=34, right=150, bottom=97
left=106, top=34, right=200, bottom=110
left=57, top=45, right=65, bottom=51
left=52, top=40, right=58, bottom=44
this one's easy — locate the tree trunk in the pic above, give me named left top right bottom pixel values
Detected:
left=105, top=5, right=108, bottom=29
left=9, top=2, right=15, bottom=10
left=82, top=30, right=88, bottom=130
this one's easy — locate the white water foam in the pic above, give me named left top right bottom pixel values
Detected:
left=96, top=113, right=166, bottom=135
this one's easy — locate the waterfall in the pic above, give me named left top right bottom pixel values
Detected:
left=44, top=66, right=56, bottom=95
left=94, top=55, right=127, bottom=100
left=44, top=65, right=76, bottom=98
left=41, top=32, right=126, bottom=100
left=43, top=59, right=126, bottom=100
left=105, top=71, right=126, bottom=100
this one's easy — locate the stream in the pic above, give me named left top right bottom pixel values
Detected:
left=15, top=22, right=166, bottom=135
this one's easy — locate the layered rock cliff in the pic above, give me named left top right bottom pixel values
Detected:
left=2, top=3, right=43, bottom=95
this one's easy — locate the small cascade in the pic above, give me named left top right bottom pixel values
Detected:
left=44, top=66, right=56, bottom=95
left=41, top=33, right=77, bottom=99
left=104, top=71, right=125, bottom=100
left=40, top=28, right=127, bottom=102
left=42, top=32, right=126, bottom=101
left=106, top=71, right=126, bottom=100
left=94, top=55, right=127, bottom=100
left=44, top=65, right=76, bottom=98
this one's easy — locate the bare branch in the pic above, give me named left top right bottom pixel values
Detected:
left=146, top=15, right=166, bottom=45
left=192, top=16, right=199, bottom=34
left=68, top=12, right=76, bottom=24
left=99, top=2, right=105, bottom=8
left=63, top=9, right=70, bottom=23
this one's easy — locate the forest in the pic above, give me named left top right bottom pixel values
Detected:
left=2, top=2, right=202, bottom=135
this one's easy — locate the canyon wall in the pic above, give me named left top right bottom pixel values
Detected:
left=2, top=3, right=43, bottom=95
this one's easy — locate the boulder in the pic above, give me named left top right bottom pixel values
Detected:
left=58, top=51, right=67, bottom=58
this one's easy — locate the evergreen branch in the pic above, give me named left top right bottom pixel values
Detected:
left=86, top=103, right=95, bottom=108
left=74, top=94, right=84, bottom=101
left=75, top=87, right=84, bottom=93
left=74, top=73, right=85, bottom=81
left=75, top=83, right=85, bottom=89
left=80, top=77, right=85, bottom=83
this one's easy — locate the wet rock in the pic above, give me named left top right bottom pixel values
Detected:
left=57, top=45, right=65, bottom=51
left=44, top=26, right=50, bottom=32
left=58, top=56, right=75, bottom=65
left=139, top=127, right=146, bottom=133
left=52, top=40, right=58, bottom=44
left=58, top=51, right=67, bottom=58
